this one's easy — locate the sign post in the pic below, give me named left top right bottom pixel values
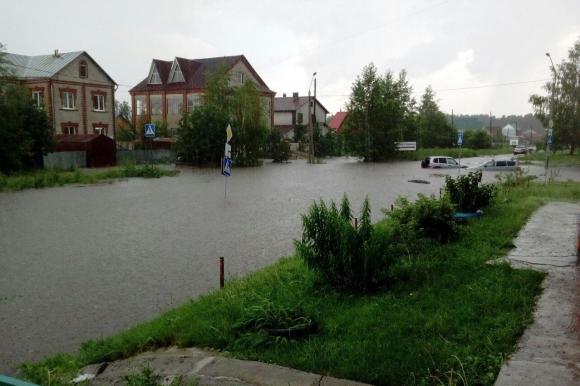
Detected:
left=457, top=131, right=464, bottom=173
left=144, top=123, right=156, bottom=163
left=545, top=127, right=553, bottom=184
left=222, top=124, right=233, bottom=199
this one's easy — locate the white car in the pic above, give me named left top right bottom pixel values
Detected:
left=421, top=156, right=467, bottom=169
left=472, top=158, right=519, bottom=171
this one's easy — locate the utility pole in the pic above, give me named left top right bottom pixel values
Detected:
left=489, top=112, right=492, bottom=142
left=545, top=52, right=558, bottom=183
left=307, top=72, right=317, bottom=164
left=451, top=109, right=454, bottom=144
left=313, top=77, right=317, bottom=162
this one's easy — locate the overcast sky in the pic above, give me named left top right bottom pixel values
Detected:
left=1, top=0, right=578, bottom=116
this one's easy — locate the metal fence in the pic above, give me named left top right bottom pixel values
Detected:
left=116, top=149, right=175, bottom=165
left=43, top=151, right=86, bottom=169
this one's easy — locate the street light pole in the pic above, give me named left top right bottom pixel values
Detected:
left=308, top=72, right=317, bottom=164
left=545, top=52, right=558, bottom=183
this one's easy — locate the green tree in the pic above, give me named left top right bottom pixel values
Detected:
left=268, top=128, right=290, bottom=163
left=344, top=64, right=416, bottom=161
left=530, top=36, right=579, bottom=154
left=417, top=86, right=454, bottom=148
left=465, top=129, right=491, bottom=149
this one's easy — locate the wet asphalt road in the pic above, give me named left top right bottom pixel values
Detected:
left=0, top=156, right=578, bottom=374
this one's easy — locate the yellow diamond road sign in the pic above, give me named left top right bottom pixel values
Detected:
left=226, top=124, right=233, bottom=142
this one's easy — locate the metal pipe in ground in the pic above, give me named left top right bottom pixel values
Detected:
left=219, top=257, right=224, bottom=288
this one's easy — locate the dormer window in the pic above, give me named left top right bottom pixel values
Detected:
left=148, top=62, right=162, bottom=84
left=168, top=59, right=185, bottom=83
left=79, top=60, right=88, bottom=78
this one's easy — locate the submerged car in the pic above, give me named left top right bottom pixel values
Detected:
left=513, top=146, right=528, bottom=155
left=421, top=156, right=467, bottom=169
left=472, top=158, right=519, bottom=171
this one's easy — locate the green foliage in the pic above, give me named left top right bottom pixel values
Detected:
left=235, top=298, right=314, bottom=337
left=464, top=129, right=491, bottom=149
left=295, top=195, right=394, bottom=292
left=386, top=194, right=457, bottom=244
left=314, top=127, right=343, bottom=157
left=0, top=83, right=53, bottom=173
left=445, top=171, right=496, bottom=212
left=529, top=36, right=579, bottom=154
left=294, top=124, right=306, bottom=142
left=123, top=366, right=162, bottom=386
left=268, top=129, right=290, bottom=163
left=176, top=67, right=268, bottom=167
left=495, top=169, right=537, bottom=189
left=418, top=86, right=455, bottom=148
left=175, top=105, right=229, bottom=166
left=344, top=64, right=416, bottom=161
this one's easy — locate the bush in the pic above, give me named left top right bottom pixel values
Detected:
left=444, top=171, right=496, bottom=212
left=295, top=195, right=394, bottom=293
left=386, top=194, right=457, bottom=244
left=268, top=129, right=291, bottom=163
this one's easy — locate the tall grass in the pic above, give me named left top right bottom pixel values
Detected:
left=395, top=147, right=513, bottom=161
left=521, top=150, right=580, bottom=166
left=0, top=165, right=178, bottom=192
left=20, top=182, right=580, bottom=386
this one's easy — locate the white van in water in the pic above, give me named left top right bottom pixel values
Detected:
left=471, top=158, right=520, bottom=171
left=420, top=156, right=467, bottom=169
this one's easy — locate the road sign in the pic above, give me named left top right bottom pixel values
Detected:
left=224, top=143, right=231, bottom=158
left=457, top=131, right=464, bottom=146
left=144, top=123, right=156, bottom=138
left=226, top=124, right=233, bottom=142
left=222, top=157, right=232, bottom=177
left=394, top=141, right=417, bottom=151
left=547, top=129, right=553, bottom=145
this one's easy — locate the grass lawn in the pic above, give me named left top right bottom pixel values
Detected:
left=395, top=147, right=513, bottom=161
left=521, top=150, right=580, bottom=166
left=0, top=164, right=179, bottom=192
left=20, top=182, right=580, bottom=386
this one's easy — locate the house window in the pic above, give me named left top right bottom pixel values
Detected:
left=31, top=90, right=44, bottom=108
left=150, top=95, right=162, bottom=115
left=136, top=96, right=147, bottom=115
left=296, top=112, right=303, bottom=124
left=187, top=93, right=202, bottom=111
left=61, top=123, right=79, bottom=135
left=79, top=60, right=88, bottom=78
left=61, top=90, right=77, bottom=110
left=149, top=67, right=161, bottom=84
left=94, top=127, right=108, bottom=136
left=229, top=71, right=244, bottom=85
left=167, top=95, right=183, bottom=115
left=92, top=94, right=105, bottom=111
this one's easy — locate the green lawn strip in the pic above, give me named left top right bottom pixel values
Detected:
left=395, top=147, right=513, bottom=161
left=521, top=150, right=580, bottom=166
left=20, top=182, right=580, bottom=386
left=0, top=165, right=179, bottom=192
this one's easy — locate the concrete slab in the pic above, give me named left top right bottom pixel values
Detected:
left=495, top=203, right=580, bottom=386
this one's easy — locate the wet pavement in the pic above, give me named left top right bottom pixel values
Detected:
left=0, top=156, right=578, bottom=375
left=496, top=203, right=580, bottom=386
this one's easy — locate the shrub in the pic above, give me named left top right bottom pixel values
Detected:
left=268, top=129, right=291, bottom=163
left=495, top=168, right=537, bottom=188
left=386, top=194, right=457, bottom=244
left=295, top=195, right=394, bottom=293
left=444, top=171, right=496, bottom=212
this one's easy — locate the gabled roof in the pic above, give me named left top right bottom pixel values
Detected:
left=329, top=111, right=349, bottom=131
left=274, top=95, right=329, bottom=114
left=3, top=51, right=116, bottom=84
left=130, top=55, right=274, bottom=94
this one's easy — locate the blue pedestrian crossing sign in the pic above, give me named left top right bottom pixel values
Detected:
left=144, top=123, right=156, bottom=138
left=547, top=129, right=553, bottom=145
left=457, top=131, right=464, bottom=146
left=222, top=157, right=232, bottom=177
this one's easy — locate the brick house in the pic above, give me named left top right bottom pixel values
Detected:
left=4, top=50, right=117, bottom=137
left=129, top=55, right=275, bottom=135
left=274, top=92, right=329, bottom=140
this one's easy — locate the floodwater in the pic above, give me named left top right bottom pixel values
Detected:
left=0, top=156, right=578, bottom=374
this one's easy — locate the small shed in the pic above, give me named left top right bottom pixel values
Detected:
left=54, top=134, right=116, bottom=167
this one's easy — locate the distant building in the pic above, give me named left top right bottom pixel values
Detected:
left=4, top=50, right=117, bottom=137
left=129, top=55, right=275, bottom=134
left=328, top=111, right=349, bottom=132
left=273, top=92, right=329, bottom=140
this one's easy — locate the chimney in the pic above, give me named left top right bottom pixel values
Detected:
left=293, top=92, right=299, bottom=101
left=282, top=93, right=286, bottom=98
left=53, top=49, right=60, bottom=58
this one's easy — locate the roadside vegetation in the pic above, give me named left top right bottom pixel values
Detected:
left=0, top=164, right=178, bottom=192
left=20, top=174, right=580, bottom=386
left=521, top=150, right=580, bottom=166
left=395, top=147, right=513, bottom=161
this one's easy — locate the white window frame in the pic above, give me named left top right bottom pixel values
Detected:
left=93, top=94, right=105, bottom=112
left=62, top=91, right=76, bottom=110
left=168, top=60, right=185, bottom=83
left=94, top=127, right=108, bottom=136
left=167, top=96, right=183, bottom=115
left=62, top=126, right=78, bottom=135
left=230, top=71, right=244, bottom=85
left=32, top=90, right=43, bottom=108
left=187, top=94, right=202, bottom=112
left=136, top=96, right=147, bottom=115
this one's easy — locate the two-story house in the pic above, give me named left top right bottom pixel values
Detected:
left=129, top=55, right=275, bottom=135
left=4, top=50, right=117, bottom=137
left=273, top=92, right=329, bottom=140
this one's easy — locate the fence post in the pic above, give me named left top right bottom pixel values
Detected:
left=219, top=257, right=224, bottom=288
left=354, top=217, right=358, bottom=229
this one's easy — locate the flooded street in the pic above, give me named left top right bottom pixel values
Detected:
left=0, top=156, right=578, bottom=373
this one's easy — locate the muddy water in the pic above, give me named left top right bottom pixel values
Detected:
left=0, top=156, right=577, bottom=373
